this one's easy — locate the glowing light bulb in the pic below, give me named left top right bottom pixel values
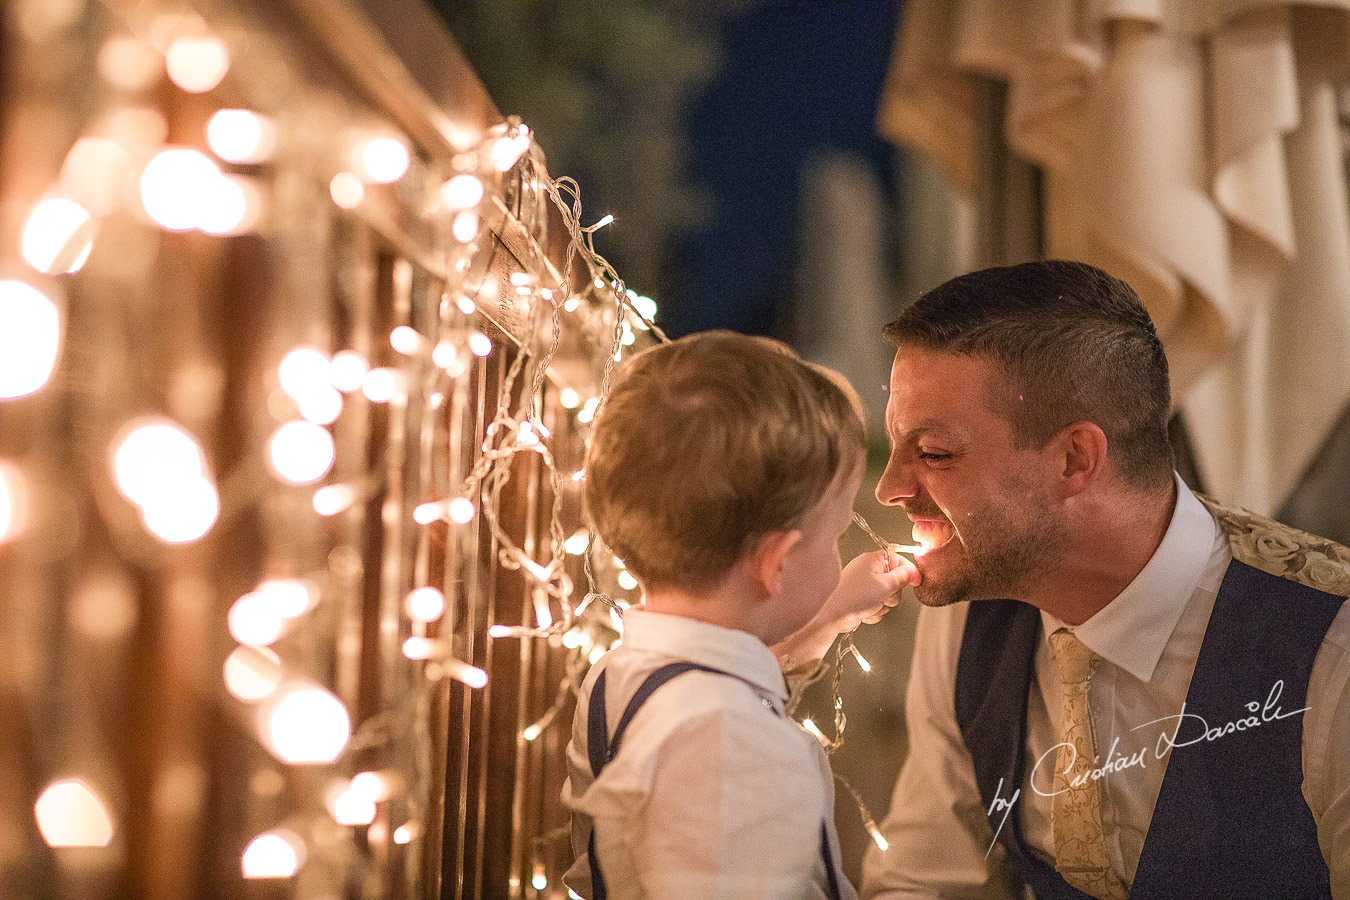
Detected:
left=361, top=368, right=400, bottom=403
left=0, top=280, right=61, bottom=399
left=446, top=659, right=488, bottom=688
left=452, top=210, right=479, bottom=243
left=559, top=387, right=581, bottom=409
left=468, top=331, right=492, bottom=357
left=350, top=771, right=388, bottom=802
left=405, top=586, right=445, bottom=622
left=631, top=294, right=658, bottom=322
left=851, top=646, right=873, bottom=673
left=442, top=174, right=484, bottom=211
left=393, top=823, right=418, bottom=844
left=268, top=420, right=335, bottom=485
left=262, top=684, right=350, bottom=764
left=360, top=137, right=409, bottom=184
left=139, top=475, right=219, bottom=543
left=298, top=385, right=342, bottom=425
left=564, top=529, right=589, bottom=555
left=112, top=419, right=206, bottom=506
left=532, top=862, right=548, bottom=890
left=390, top=325, right=423, bottom=355
left=140, top=148, right=220, bottom=231
left=224, top=645, right=283, bottom=701
left=456, top=295, right=477, bottom=315
left=0, top=462, right=28, bottom=543
left=432, top=341, right=461, bottom=372
left=617, top=571, right=639, bottom=591
left=22, top=197, right=93, bottom=274
left=402, top=636, right=435, bottom=660
left=447, top=497, right=475, bottom=524
left=166, top=36, right=230, bottom=93
left=228, top=590, right=285, bottom=647
left=111, top=417, right=218, bottom=542
left=522, top=723, right=543, bottom=742
left=242, top=830, right=304, bottom=878
left=801, top=718, right=831, bottom=747
left=207, top=108, right=274, bottom=163
left=34, top=779, right=115, bottom=847
left=329, top=172, right=364, bottom=209
left=489, top=131, right=530, bottom=172
left=277, top=346, right=330, bottom=401
left=331, top=781, right=377, bottom=826
left=256, top=578, right=317, bottom=618
left=312, top=484, right=355, bottom=517
left=413, top=500, right=446, bottom=525
left=197, top=174, right=259, bottom=235
left=866, top=821, right=890, bottom=851
left=328, top=350, right=368, bottom=392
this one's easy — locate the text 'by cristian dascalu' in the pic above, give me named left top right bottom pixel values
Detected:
left=982, top=679, right=1308, bottom=857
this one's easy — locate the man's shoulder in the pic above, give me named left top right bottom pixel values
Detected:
left=1196, top=493, right=1350, bottom=597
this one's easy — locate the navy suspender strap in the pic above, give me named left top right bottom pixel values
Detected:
left=584, top=660, right=844, bottom=900
left=820, top=821, right=842, bottom=899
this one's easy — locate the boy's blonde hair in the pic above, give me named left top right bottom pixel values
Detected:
left=583, top=330, right=866, bottom=593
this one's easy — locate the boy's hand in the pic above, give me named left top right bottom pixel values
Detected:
left=773, top=548, right=919, bottom=665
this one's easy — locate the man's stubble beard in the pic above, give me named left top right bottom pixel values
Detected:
left=911, top=499, right=1067, bottom=608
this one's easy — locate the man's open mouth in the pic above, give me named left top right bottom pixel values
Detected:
left=909, top=517, right=955, bottom=552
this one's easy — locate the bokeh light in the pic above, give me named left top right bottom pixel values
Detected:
left=268, top=420, right=335, bottom=485
left=0, top=280, right=61, bottom=399
left=22, top=197, right=94, bottom=274
left=242, top=829, right=304, bottom=878
left=262, top=683, right=351, bottom=764
left=359, top=137, right=410, bottom=184
left=224, top=645, right=283, bottom=701
left=165, top=36, right=230, bottom=93
left=0, top=462, right=29, bottom=543
left=405, top=586, right=445, bottom=622
left=34, top=779, right=115, bottom=847
left=207, top=108, right=275, bottom=163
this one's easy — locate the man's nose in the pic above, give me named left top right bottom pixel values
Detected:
left=875, top=455, right=917, bottom=506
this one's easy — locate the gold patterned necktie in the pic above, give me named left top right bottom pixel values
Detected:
left=1048, top=628, right=1128, bottom=899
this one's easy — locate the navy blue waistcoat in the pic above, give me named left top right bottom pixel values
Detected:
left=954, top=560, right=1342, bottom=899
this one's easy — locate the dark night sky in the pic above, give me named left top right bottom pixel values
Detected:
left=667, top=1, right=902, bottom=338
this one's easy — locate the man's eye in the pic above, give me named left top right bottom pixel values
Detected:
left=917, top=451, right=951, bottom=462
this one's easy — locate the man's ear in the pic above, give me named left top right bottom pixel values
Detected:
left=1054, top=420, right=1108, bottom=498
left=748, top=529, right=802, bottom=598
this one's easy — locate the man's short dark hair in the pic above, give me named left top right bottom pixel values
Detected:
left=884, top=259, right=1174, bottom=490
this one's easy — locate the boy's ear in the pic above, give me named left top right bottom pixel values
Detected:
left=748, top=529, right=802, bottom=598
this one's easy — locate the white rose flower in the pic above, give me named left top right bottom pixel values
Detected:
left=1301, top=551, right=1350, bottom=593
left=1233, top=525, right=1300, bottom=572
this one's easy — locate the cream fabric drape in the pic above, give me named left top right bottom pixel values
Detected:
left=879, top=0, right=1350, bottom=514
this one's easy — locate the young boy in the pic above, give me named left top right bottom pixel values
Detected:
left=562, top=331, right=917, bottom=899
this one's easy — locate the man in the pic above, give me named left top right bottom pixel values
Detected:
left=859, top=260, right=1350, bottom=899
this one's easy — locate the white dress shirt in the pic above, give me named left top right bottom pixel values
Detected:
left=563, top=609, right=856, bottom=900
left=861, top=481, right=1350, bottom=898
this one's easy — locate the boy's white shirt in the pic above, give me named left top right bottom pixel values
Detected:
left=562, top=608, right=858, bottom=900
